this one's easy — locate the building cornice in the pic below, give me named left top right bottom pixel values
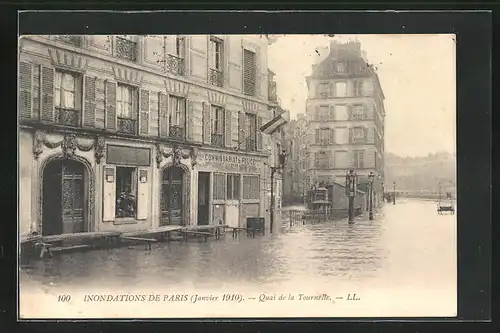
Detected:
left=22, top=36, right=274, bottom=108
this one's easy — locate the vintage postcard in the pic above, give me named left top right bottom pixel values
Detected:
left=18, top=33, right=457, bottom=319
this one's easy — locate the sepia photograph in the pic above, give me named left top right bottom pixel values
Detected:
left=18, top=31, right=457, bottom=318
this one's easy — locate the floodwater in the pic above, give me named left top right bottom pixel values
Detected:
left=20, top=199, right=456, bottom=295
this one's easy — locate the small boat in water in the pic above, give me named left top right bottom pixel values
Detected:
left=436, top=183, right=455, bottom=215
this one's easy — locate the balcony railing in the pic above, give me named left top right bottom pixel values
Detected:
left=352, top=137, right=366, bottom=144
left=55, top=108, right=80, bottom=127
left=166, top=54, right=185, bottom=76
left=268, top=81, right=277, bottom=102
left=209, top=68, right=224, bottom=87
left=117, top=117, right=137, bottom=135
left=55, top=35, right=82, bottom=47
left=169, top=125, right=185, bottom=141
left=211, top=133, right=224, bottom=147
left=116, top=37, right=137, bottom=62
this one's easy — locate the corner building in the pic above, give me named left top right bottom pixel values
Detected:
left=305, top=40, right=386, bottom=204
left=19, top=34, right=285, bottom=237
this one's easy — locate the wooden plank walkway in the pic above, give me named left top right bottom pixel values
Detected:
left=42, top=231, right=122, bottom=243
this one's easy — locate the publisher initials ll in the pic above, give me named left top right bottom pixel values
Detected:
left=347, top=293, right=360, bottom=301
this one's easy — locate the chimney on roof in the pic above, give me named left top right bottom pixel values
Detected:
left=329, top=39, right=362, bottom=58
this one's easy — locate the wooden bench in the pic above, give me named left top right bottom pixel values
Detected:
left=50, top=244, right=92, bottom=253
left=120, top=236, right=158, bottom=250
left=180, top=230, right=213, bottom=242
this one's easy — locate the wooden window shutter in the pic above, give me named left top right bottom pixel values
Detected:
left=40, top=66, right=55, bottom=122
left=19, top=61, right=33, bottom=119
left=366, top=103, right=374, bottom=120
left=364, top=78, right=374, bottom=96
left=315, top=105, right=320, bottom=121
left=158, top=92, right=169, bottom=137
left=105, top=80, right=117, bottom=130
left=329, top=128, right=335, bottom=144
left=243, top=49, right=256, bottom=95
left=239, top=111, right=247, bottom=149
left=349, top=127, right=353, bottom=143
left=255, top=49, right=262, bottom=97
left=328, top=82, right=334, bottom=97
left=329, top=105, right=335, bottom=121
left=256, top=115, right=263, bottom=151
left=363, top=127, right=368, bottom=142
left=314, top=152, right=319, bottom=168
left=224, top=109, right=232, bottom=147
left=136, top=168, right=149, bottom=220
left=347, top=104, right=353, bottom=120
left=202, top=102, right=211, bottom=144
left=83, top=76, right=97, bottom=128
left=102, top=166, right=116, bottom=222
left=315, top=128, right=320, bottom=144
left=139, top=89, right=150, bottom=135
left=186, top=100, right=195, bottom=141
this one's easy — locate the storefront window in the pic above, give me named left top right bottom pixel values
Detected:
left=226, top=174, right=241, bottom=200
left=115, top=166, right=137, bottom=218
left=243, top=175, right=260, bottom=199
left=213, top=173, right=226, bottom=200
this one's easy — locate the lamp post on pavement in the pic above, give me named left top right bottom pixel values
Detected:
left=368, top=172, right=375, bottom=220
left=393, top=181, right=397, bottom=205
left=270, top=150, right=287, bottom=234
left=345, top=169, right=357, bottom=224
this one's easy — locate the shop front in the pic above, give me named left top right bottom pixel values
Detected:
left=195, top=149, right=267, bottom=228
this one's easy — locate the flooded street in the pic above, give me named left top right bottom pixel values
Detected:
left=20, top=199, right=456, bottom=294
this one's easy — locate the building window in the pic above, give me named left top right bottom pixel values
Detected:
left=245, top=113, right=257, bottom=151
left=317, top=105, right=331, bottom=121
left=352, top=105, right=364, bottom=120
left=352, top=127, right=365, bottom=143
left=227, top=174, right=241, bottom=200
left=211, top=105, right=225, bottom=147
left=316, top=151, right=332, bottom=169
left=117, top=84, right=137, bottom=135
left=55, top=70, right=81, bottom=127
left=334, top=151, right=349, bottom=169
left=243, top=175, right=260, bottom=199
left=335, top=81, right=347, bottom=97
left=213, top=173, right=226, bottom=200
left=318, top=83, right=330, bottom=98
left=317, top=128, right=332, bottom=145
left=168, top=96, right=186, bottom=141
left=209, top=37, right=224, bottom=87
left=336, top=62, right=346, bottom=73
left=116, top=167, right=137, bottom=218
left=354, top=80, right=364, bottom=97
left=354, top=150, right=364, bottom=168
left=166, top=36, right=185, bottom=76
left=243, top=49, right=257, bottom=96
left=115, top=36, right=137, bottom=62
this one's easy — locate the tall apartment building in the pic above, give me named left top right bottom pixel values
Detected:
left=305, top=40, right=385, bottom=203
left=282, top=113, right=308, bottom=204
left=18, top=34, right=288, bottom=238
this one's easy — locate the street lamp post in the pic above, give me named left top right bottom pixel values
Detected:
left=270, top=150, right=287, bottom=234
left=345, top=169, right=357, bottom=224
left=393, top=181, right=396, bottom=205
left=368, top=172, right=375, bottom=220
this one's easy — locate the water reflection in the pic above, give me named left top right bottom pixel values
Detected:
left=21, top=206, right=389, bottom=290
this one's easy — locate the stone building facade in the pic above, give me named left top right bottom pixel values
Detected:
left=304, top=40, right=385, bottom=205
left=18, top=34, right=287, bottom=237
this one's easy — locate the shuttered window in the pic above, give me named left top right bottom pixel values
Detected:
left=55, top=70, right=82, bottom=127
left=243, top=49, right=256, bottom=96
left=227, top=174, right=241, bottom=200
left=116, top=84, right=137, bottom=135
left=168, top=96, right=186, bottom=141
left=245, top=113, right=257, bottom=151
left=352, top=105, right=364, bottom=120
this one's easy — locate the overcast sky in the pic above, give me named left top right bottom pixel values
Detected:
left=267, top=34, right=456, bottom=158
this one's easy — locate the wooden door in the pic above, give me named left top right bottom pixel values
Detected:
left=160, top=166, right=184, bottom=226
left=61, top=160, right=86, bottom=234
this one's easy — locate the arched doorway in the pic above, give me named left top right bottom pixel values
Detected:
left=42, top=158, right=87, bottom=236
left=160, top=166, right=185, bottom=226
